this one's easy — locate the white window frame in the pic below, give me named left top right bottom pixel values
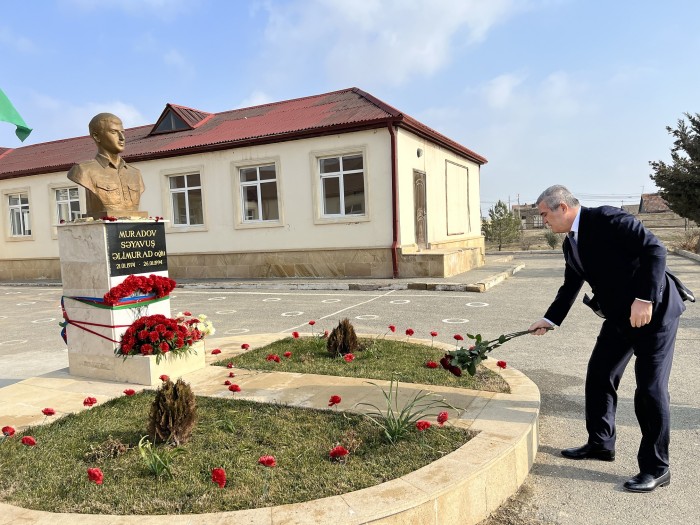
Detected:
left=54, top=186, right=82, bottom=222
left=3, top=187, right=33, bottom=241
left=231, top=157, right=284, bottom=230
left=48, top=183, right=85, bottom=239
left=160, top=165, right=208, bottom=233
left=310, top=146, right=370, bottom=225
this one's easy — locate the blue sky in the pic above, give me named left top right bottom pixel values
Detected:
left=2, top=0, right=699, bottom=212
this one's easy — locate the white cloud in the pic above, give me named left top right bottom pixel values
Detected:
left=236, top=91, right=275, bottom=109
left=163, top=49, right=195, bottom=78
left=0, top=26, right=39, bottom=53
left=482, top=73, right=526, bottom=109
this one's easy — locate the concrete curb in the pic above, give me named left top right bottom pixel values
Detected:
left=0, top=335, right=540, bottom=525
left=673, top=248, right=700, bottom=263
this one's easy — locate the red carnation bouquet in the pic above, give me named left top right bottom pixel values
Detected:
left=103, top=274, right=176, bottom=306
left=115, top=312, right=210, bottom=363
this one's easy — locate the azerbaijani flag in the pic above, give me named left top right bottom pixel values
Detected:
left=0, top=88, right=32, bottom=142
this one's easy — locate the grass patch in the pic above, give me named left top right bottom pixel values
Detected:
left=0, top=392, right=473, bottom=514
left=216, top=337, right=509, bottom=393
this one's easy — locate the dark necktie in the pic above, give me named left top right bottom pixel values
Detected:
left=568, top=231, right=583, bottom=272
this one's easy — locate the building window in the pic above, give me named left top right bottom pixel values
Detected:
left=169, top=173, right=204, bottom=226
left=239, top=164, right=279, bottom=222
left=8, top=192, right=31, bottom=236
left=319, top=153, right=365, bottom=216
left=55, top=187, right=81, bottom=222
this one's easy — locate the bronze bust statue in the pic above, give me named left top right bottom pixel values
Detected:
left=67, top=113, right=145, bottom=218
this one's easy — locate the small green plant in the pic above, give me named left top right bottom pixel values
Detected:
left=355, top=377, right=456, bottom=444
left=148, top=378, right=197, bottom=445
left=544, top=230, right=561, bottom=249
left=326, top=318, right=359, bottom=358
left=137, top=435, right=185, bottom=479
left=214, top=416, right=237, bottom=433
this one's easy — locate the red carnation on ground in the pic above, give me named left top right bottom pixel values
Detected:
left=437, top=411, right=449, bottom=426
left=228, top=372, right=235, bottom=377
left=266, top=354, right=281, bottom=363
left=241, top=343, right=250, bottom=350
left=426, top=361, right=438, bottom=369
left=228, top=384, right=241, bottom=393
left=159, top=374, right=170, bottom=382
left=258, top=455, right=276, bottom=467
left=226, top=362, right=233, bottom=369
left=21, top=436, right=36, bottom=446
left=211, top=349, right=221, bottom=355
left=123, top=389, right=136, bottom=396
left=224, top=380, right=232, bottom=386
left=416, top=420, right=431, bottom=431
left=83, top=397, right=97, bottom=407
left=328, top=395, right=342, bottom=407
left=329, top=445, right=349, bottom=460
left=292, top=331, right=300, bottom=339
left=182, top=311, right=192, bottom=316
left=439, top=355, right=462, bottom=377
left=389, top=325, right=396, bottom=332
left=42, top=408, right=55, bottom=416
left=2, top=426, right=15, bottom=437
left=343, top=353, right=355, bottom=362
left=405, top=328, right=414, bottom=336
left=497, top=360, right=507, bottom=369
left=211, top=467, right=226, bottom=488
left=283, top=351, right=292, bottom=358
left=430, top=331, right=438, bottom=337
left=87, top=467, right=104, bottom=485
left=454, top=334, right=464, bottom=341
left=309, top=320, right=316, bottom=326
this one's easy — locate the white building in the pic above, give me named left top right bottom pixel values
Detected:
left=0, top=88, right=487, bottom=280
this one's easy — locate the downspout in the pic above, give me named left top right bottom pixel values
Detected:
left=387, top=121, right=399, bottom=278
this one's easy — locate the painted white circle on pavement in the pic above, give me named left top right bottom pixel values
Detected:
left=17, top=302, right=36, bottom=306
left=263, top=298, right=281, bottom=302
left=216, top=310, right=237, bottom=314
left=442, top=318, right=469, bottom=324
left=4, top=292, right=21, bottom=295
left=225, top=328, right=250, bottom=335
left=208, top=297, right=227, bottom=301
left=389, top=300, right=411, bottom=304
left=0, top=316, right=7, bottom=320
left=355, top=315, right=379, bottom=320
left=32, top=318, right=56, bottom=324
left=281, top=311, right=303, bottom=317
left=322, top=299, right=341, bottom=303
left=465, top=302, right=489, bottom=307
left=0, top=340, right=27, bottom=346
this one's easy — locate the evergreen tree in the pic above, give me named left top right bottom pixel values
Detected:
left=482, top=200, right=521, bottom=251
left=649, top=112, right=700, bottom=225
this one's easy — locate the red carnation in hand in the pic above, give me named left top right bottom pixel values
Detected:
left=497, top=360, right=507, bottom=369
left=426, top=361, right=438, bottom=369
left=329, top=445, right=349, bottom=460
left=437, top=411, right=449, bottom=426
left=405, top=328, right=414, bottom=336
left=388, top=325, right=396, bottom=332
left=328, top=395, right=342, bottom=407
left=123, top=389, right=136, bottom=396
left=416, top=420, right=431, bottom=431
left=87, top=467, right=104, bottom=485
left=241, top=343, right=250, bottom=350
left=283, top=351, right=292, bottom=358
left=453, top=334, right=464, bottom=341
left=42, top=408, right=55, bottom=416
left=211, top=467, right=226, bottom=488
left=343, top=353, right=355, bottom=362
left=292, top=331, right=300, bottom=339
left=2, top=426, right=15, bottom=437
left=83, top=397, right=97, bottom=407
left=228, top=384, right=241, bottom=393
left=308, top=320, right=316, bottom=326
left=159, top=374, right=170, bottom=382
left=21, top=436, right=36, bottom=446
left=211, top=349, right=221, bottom=355
left=258, top=455, right=276, bottom=467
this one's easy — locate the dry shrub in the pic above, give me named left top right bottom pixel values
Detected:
left=326, top=318, right=358, bottom=357
left=148, top=378, right=197, bottom=445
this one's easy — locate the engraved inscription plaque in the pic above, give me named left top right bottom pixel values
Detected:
left=105, top=223, right=168, bottom=276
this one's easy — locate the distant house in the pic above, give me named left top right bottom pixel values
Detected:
left=0, top=87, right=487, bottom=280
left=639, top=193, right=671, bottom=213
left=511, top=203, right=542, bottom=229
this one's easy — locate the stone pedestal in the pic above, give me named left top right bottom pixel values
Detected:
left=58, top=220, right=204, bottom=386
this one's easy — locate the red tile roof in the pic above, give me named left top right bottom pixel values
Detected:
left=639, top=193, right=670, bottom=213
left=0, top=87, right=486, bottom=180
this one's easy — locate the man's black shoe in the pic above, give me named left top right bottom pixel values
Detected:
left=561, top=443, right=615, bottom=461
left=623, top=471, right=670, bottom=493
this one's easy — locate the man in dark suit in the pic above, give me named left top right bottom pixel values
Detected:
left=529, top=185, right=686, bottom=493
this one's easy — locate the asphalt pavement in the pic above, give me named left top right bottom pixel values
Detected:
left=0, top=251, right=697, bottom=525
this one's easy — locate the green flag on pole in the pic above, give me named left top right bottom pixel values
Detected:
left=0, top=89, right=32, bottom=142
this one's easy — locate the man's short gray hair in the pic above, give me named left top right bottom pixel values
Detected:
left=536, top=185, right=580, bottom=210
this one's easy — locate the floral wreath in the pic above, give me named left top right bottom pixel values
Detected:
left=103, top=274, right=176, bottom=306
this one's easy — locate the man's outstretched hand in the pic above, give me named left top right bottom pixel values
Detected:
left=529, top=319, right=554, bottom=336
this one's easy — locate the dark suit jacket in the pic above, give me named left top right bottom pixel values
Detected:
left=544, top=206, right=686, bottom=327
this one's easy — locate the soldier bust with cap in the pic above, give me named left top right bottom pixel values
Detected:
left=68, top=113, right=145, bottom=218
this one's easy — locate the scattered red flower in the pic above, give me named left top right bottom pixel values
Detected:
left=21, top=436, right=36, bottom=446
left=430, top=331, right=438, bottom=337
left=182, top=311, right=192, bottom=316
left=437, top=411, right=449, bottom=426
left=123, top=389, right=136, bottom=396
left=292, top=331, right=300, bottom=339
left=228, top=372, right=235, bottom=377
left=323, top=330, right=329, bottom=338
left=211, top=467, right=226, bottom=488
left=343, top=353, right=355, bottom=362
left=159, top=374, right=170, bottom=382
left=416, top=420, right=431, bottom=432
left=308, top=320, right=316, bottom=326
left=426, top=361, right=439, bottom=369
left=329, top=445, right=349, bottom=460
left=42, top=408, right=55, bottom=416
left=83, top=397, right=97, bottom=407
left=389, top=325, right=396, bottom=332
left=241, top=343, right=250, bottom=350
left=497, top=360, right=507, bottom=369
left=100, top=216, right=117, bottom=222
left=266, top=353, right=281, bottom=363
left=328, top=395, right=342, bottom=407
left=2, top=426, right=15, bottom=437
left=226, top=362, right=233, bottom=369
left=224, top=380, right=232, bottom=386
left=283, top=351, right=292, bottom=358
left=453, top=334, right=464, bottom=341
left=258, top=455, right=276, bottom=467
left=228, top=384, right=241, bottom=393
left=405, top=328, right=414, bottom=336
left=87, top=467, right=104, bottom=485
left=211, top=348, right=221, bottom=355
